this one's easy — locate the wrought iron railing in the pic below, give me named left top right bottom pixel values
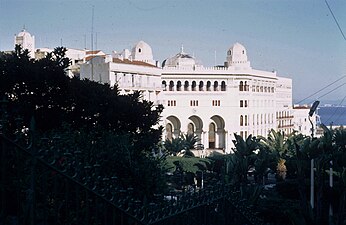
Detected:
left=0, top=107, right=263, bottom=225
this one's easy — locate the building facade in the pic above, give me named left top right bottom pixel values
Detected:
left=8, top=29, right=315, bottom=155
left=161, top=43, right=292, bottom=154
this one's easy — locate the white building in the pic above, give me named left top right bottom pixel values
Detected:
left=293, top=105, right=320, bottom=137
left=14, top=29, right=35, bottom=58
left=80, top=41, right=162, bottom=103
left=161, top=43, right=293, bottom=155
left=9, top=28, right=311, bottom=154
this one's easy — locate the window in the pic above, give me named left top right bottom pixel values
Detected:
left=162, top=81, right=167, bottom=91
left=177, top=81, right=182, bottom=91
left=192, top=81, right=197, bottom=91
left=214, top=81, right=218, bottom=91
left=212, top=100, right=221, bottom=106
left=138, top=48, right=141, bottom=53
left=244, top=81, right=249, bottom=91
left=184, top=81, right=189, bottom=91
left=207, top=81, right=211, bottom=91
left=239, top=81, right=244, bottom=91
left=245, top=115, right=248, bottom=126
left=168, top=100, right=176, bottom=107
left=240, top=115, right=244, bottom=126
left=199, top=81, right=204, bottom=91
left=190, top=100, right=199, bottom=106
left=169, top=81, right=174, bottom=91
left=245, top=100, right=248, bottom=107
left=240, top=100, right=244, bottom=107
left=221, top=81, right=226, bottom=91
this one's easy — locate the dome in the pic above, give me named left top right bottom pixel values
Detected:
left=227, top=42, right=248, bottom=61
left=162, top=46, right=197, bottom=68
left=225, top=42, right=251, bottom=68
left=17, top=29, right=32, bottom=38
left=131, top=40, right=154, bottom=63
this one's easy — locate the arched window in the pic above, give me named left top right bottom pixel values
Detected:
left=244, top=81, right=248, bottom=91
left=245, top=100, right=248, bottom=107
left=239, top=81, right=244, bottom=91
left=264, top=87, right=267, bottom=92
left=260, top=86, right=263, bottom=92
left=214, top=81, right=218, bottom=91
left=169, top=81, right=174, bottom=91
left=240, top=115, right=244, bottom=126
left=221, top=81, right=226, bottom=91
left=208, top=123, right=216, bottom=149
left=184, top=81, right=189, bottom=91
left=166, top=123, right=173, bottom=141
left=245, top=115, right=248, bottom=126
left=240, top=100, right=244, bottom=107
left=187, top=123, right=194, bottom=135
left=176, top=81, right=182, bottom=91
left=162, top=81, right=167, bottom=91
left=256, top=86, right=259, bottom=92
left=207, top=81, right=211, bottom=91
left=192, top=81, right=197, bottom=91
left=199, top=81, right=204, bottom=91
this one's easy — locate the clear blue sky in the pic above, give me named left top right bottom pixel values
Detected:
left=0, top=0, right=345, bottom=104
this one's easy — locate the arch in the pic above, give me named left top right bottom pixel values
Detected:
left=184, top=81, right=189, bottom=91
left=213, top=81, right=219, bottom=91
left=210, top=115, right=226, bottom=149
left=187, top=123, right=195, bottom=135
left=162, top=81, right=167, bottom=91
left=169, top=80, right=174, bottom=91
left=188, top=115, right=204, bottom=145
left=207, top=81, right=211, bottom=91
left=177, top=81, right=182, bottom=91
left=208, top=123, right=216, bottom=149
left=244, top=81, right=249, bottom=91
left=166, top=123, right=173, bottom=141
left=166, top=116, right=181, bottom=139
left=192, top=81, right=197, bottom=91
left=199, top=81, right=204, bottom=91
left=221, top=81, right=226, bottom=91
left=239, top=81, right=244, bottom=91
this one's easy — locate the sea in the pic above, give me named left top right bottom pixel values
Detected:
left=317, top=106, right=346, bottom=126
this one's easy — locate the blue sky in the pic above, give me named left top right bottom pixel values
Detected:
left=0, top=0, right=345, bottom=104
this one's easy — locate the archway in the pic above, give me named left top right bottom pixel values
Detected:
left=208, top=123, right=216, bottom=149
left=188, top=115, right=203, bottom=145
left=166, top=116, right=181, bottom=139
left=210, top=115, right=226, bottom=149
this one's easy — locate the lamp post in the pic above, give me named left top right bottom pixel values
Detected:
left=308, top=100, right=319, bottom=209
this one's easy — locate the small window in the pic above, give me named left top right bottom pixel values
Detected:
left=138, top=48, right=142, bottom=53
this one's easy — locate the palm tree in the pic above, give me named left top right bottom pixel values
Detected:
left=259, top=129, right=296, bottom=180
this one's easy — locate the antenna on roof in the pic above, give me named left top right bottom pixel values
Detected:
left=91, top=5, right=94, bottom=80
left=180, top=44, right=184, bottom=53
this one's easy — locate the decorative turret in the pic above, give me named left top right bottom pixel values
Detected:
left=131, top=41, right=155, bottom=65
left=225, top=42, right=251, bottom=69
left=14, top=28, right=35, bottom=58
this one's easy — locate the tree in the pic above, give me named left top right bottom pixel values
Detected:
left=0, top=46, right=166, bottom=199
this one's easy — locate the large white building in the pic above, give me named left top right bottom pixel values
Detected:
left=161, top=43, right=293, bottom=154
left=80, top=41, right=297, bottom=155
left=8, top=29, right=314, bottom=155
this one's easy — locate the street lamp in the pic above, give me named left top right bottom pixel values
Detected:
left=308, top=100, right=319, bottom=209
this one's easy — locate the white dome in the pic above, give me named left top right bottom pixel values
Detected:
left=226, top=42, right=251, bottom=69
left=17, top=29, right=32, bottom=38
left=131, top=41, right=154, bottom=64
left=227, top=42, right=248, bottom=61
left=162, top=46, right=197, bottom=68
